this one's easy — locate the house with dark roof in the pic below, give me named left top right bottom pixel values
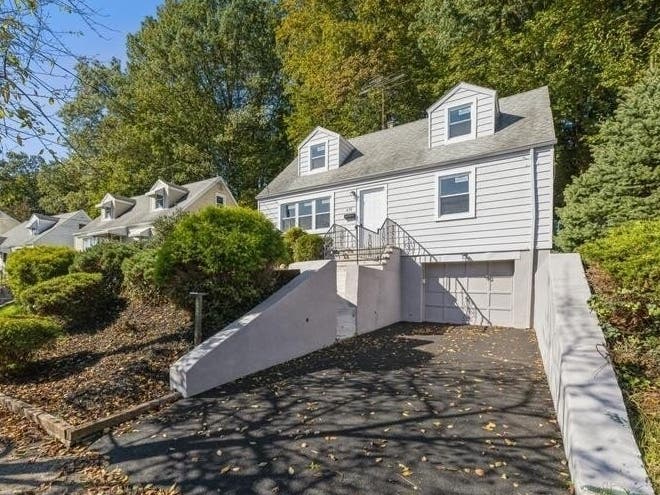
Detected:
left=0, top=210, right=91, bottom=275
left=257, top=82, right=555, bottom=330
left=74, top=176, right=236, bottom=250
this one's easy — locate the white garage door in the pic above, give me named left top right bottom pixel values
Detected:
left=424, top=261, right=514, bottom=326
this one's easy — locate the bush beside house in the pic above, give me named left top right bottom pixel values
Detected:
left=580, top=219, right=660, bottom=488
left=121, top=247, right=160, bottom=301
left=292, top=233, right=324, bottom=262
left=6, top=246, right=76, bottom=298
left=155, top=206, right=284, bottom=330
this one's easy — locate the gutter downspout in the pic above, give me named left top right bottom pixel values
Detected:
left=529, top=147, right=537, bottom=328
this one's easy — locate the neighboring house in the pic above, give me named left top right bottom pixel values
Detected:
left=74, top=176, right=236, bottom=250
left=0, top=210, right=91, bottom=275
left=0, top=211, right=20, bottom=236
left=258, top=82, right=555, bottom=329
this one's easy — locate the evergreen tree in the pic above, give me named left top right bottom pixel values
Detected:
left=556, top=69, right=660, bottom=251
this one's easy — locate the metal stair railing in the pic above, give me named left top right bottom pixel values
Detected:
left=323, top=218, right=436, bottom=263
left=322, top=224, right=358, bottom=260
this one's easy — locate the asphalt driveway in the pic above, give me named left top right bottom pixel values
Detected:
left=94, top=323, right=569, bottom=494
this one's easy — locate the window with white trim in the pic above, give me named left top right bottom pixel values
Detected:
left=101, top=206, right=113, bottom=220
left=309, top=142, right=326, bottom=170
left=436, top=167, right=475, bottom=220
left=280, top=196, right=331, bottom=231
left=447, top=103, right=472, bottom=139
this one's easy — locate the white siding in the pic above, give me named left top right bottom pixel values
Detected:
left=429, top=85, right=496, bottom=148
left=260, top=145, right=554, bottom=255
left=38, top=212, right=90, bottom=250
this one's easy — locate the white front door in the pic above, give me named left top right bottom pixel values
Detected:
left=359, top=186, right=386, bottom=231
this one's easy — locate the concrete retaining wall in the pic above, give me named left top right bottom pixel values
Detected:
left=356, top=249, right=401, bottom=334
left=170, top=260, right=338, bottom=398
left=534, top=253, right=652, bottom=495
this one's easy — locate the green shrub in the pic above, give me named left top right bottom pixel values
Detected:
left=282, top=227, right=306, bottom=263
left=121, top=248, right=160, bottom=301
left=0, top=316, right=62, bottom=368
left=155, top=206, right=285, bottom=328
left=580, top=219, right=660, bottom=297
left=6, top=246, right=75, bottom=297
left=21, top=272, right=109, bottom=329
left=150, top=211, right=189, bottom=247
left=70, top=241, right=141, bottom=293
left=292, top=233, right=325, bottom=261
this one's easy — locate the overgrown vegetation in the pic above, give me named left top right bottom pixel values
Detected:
left=121, top=248, right=160, bottom=301
left=580, top=219, right=660, bottom=489
left=0, top=316, right=62, bottom=369
left=6, top=246, right=76, bottom=298
left=155, top=206, right=284, bottom=330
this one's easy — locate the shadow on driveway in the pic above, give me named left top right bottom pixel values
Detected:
left=94, top=323, right=570, bottom=494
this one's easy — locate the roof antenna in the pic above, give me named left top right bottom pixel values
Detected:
left=359, top=73, right=407, bottom=130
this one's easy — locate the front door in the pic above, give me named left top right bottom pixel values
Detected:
left=359, top=186, right=386, bottom=232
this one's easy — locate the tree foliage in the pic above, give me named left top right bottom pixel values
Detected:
left=556, top=69, right=660, bottom=251
left=41, top=0, right=290, bottom=212
left=277, top=0, right=430, bottom=145
left=0, top=152, right=43, bottom=220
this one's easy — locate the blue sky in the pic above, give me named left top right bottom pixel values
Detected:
left=9, top=0, right=163, bottom=157
left=57, top=1, right=162, bottom=64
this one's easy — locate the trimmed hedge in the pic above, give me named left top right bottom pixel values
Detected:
left=21, top=272, right=109, bottom=329
left=70, top=241, right=141, bottom=293
left=292, top=233, right=325, bottom=262
left=155, top=206, right=284, bottom=328
left=6, top=246, right=75, bottom=298
left=121, top=248, right=160, bottom=301
left=0, top=316, right=62, bottom=368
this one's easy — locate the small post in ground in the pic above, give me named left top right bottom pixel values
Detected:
left=190, top=291, right=207, bottom=346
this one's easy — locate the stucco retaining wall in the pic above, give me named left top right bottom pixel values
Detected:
left=170, top=260, right=338, bottom=398
left=534, top=253, right=652, bottom=495
left=356, top=249, right=401, bottom=334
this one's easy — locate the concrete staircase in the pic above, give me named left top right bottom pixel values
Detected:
left=335, top=247, right=397, bottom=340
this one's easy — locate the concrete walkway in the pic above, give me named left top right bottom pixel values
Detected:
left=94, top=324, right=570, bottom=494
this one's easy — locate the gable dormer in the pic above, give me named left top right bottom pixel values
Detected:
left=146, top=179, right=189, bottom=210
left=427, top=82, right=499, bottom=148
left=96, top=193, right=136, bottom=221
left=25, top=214, right=57, bottom=235
left=298, top=126, right=354, bottom=176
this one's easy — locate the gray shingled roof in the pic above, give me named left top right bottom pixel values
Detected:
left=257, top=86, right=555, bottom=200
left=0, top=211, right=87, bottom=251
left=78, top=177, right=224, bottom=236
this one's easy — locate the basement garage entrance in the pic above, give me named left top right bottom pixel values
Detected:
left=424, top=261, right=514, bottom=326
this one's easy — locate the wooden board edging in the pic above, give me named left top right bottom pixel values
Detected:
left=0, top=391, right=181, bottom=447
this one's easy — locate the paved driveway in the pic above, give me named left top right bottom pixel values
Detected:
left=94, top=324, right=569, bottom=494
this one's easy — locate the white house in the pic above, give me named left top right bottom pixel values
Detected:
left=0, top=210, right=91, bottom=275
left=74, top=176, right=236, bottom=250
left=257, top=82, right=555, bottom=329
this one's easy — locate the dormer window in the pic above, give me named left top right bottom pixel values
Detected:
left=101, top=206, right=113, bottom=220
left=309, top=142, right=327, bottom=171
left=447, top=103, right=472, bottom=139
left=154, top=192, right=166, bottom=209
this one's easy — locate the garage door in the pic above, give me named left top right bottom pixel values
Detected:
left=424, top=261, right=514, bottom=326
